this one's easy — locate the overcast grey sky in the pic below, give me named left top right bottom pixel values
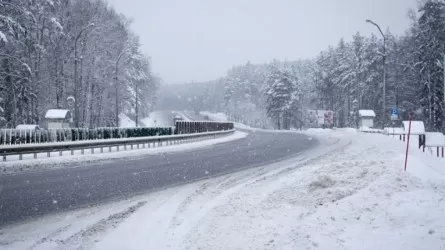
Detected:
left=106, top=0, right=418, bottom=84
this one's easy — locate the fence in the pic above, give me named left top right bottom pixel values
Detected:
left=381, top=127, right=445, bottom=158
left=422, top=132, right=445, bottom=158
left=175, top=121, right=234, bottom=134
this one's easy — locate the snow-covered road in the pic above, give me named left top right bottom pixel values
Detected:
left=0, top=129, right=315, bottom=226
left=1, top=129, right=444, bottom=250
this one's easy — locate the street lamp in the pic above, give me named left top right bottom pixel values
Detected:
left=74, top=23, right=95, bottom=127
left=366, top=19, right=387, bottom=126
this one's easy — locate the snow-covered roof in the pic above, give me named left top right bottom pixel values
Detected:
left=45, top=109, right=70, bottom=119
left=402, top=121, right=425, bottom=135
left=425, top=132, right=445, bottom=147
left=16, top=124, right=40, bottom=130
left=0, top=31, right=7, bottom=43
left=358, top=110, right=376, bottom=117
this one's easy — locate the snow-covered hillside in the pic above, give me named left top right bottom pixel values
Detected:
left=119, top=113, right=136, bottom=128
left=1, top=129, right=444, bottom=250
left=141, top=111, right=173, bottom=127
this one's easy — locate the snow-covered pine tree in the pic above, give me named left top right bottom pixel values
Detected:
left=265, top=63, right=300, bottom=129
left=416, top=0, right=445, bottom=131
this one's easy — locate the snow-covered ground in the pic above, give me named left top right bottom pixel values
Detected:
left=118, top=113, right=136, bottom=128
left=176, top=111, right=192, bottom=121
left=0, top=131, right=246, bottom=175
left=200, top=111, right=254, bottom=130
left=141, top=111, right=174, bottom=127
left=200, top=111, right=228, bottom=122
left=121, top=111, right=174, bottom=128
left=1, top=129, right=445, bottom=250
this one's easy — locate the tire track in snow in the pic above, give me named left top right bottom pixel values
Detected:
left=31, top=201, right=147, bottom=250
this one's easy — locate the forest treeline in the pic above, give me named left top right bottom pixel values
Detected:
left=0, top=0, right=159, bottom=128
left=169, top=0, right=444, bottom=131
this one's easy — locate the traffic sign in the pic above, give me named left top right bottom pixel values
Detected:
left=391, top=107, right=398, bottom=115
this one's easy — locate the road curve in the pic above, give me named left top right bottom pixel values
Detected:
left=0, top=130, right=317, bottom=226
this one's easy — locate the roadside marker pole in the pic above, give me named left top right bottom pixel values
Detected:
left=404, top=112, right=413, bottom=171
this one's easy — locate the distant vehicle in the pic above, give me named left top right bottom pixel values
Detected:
left=194, top=110, right=200, bottom=115
left=15, top=124, right=41, bottom=130
left=173, top=115, right=183, bottom=124
left=203, top=115, right=210, bottom=120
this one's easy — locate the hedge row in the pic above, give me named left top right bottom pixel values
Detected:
left=0, top=127, right=173, bottom=145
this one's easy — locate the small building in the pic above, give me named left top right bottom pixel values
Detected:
left=173, top=115, right=183, bottom=124
left=358, top=109, right=376, bottom=128
left=45, top=109, right=72, bottom=129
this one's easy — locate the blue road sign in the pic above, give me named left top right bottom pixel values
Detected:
left=391, top=107, right=398, bottom=115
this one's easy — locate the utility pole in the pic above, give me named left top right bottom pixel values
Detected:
left=366, top=19, right=387, bottom=126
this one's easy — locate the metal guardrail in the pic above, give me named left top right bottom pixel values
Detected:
left=0, top=127, right=174, bottom=145
left=0, top=129, right=235, bottom=161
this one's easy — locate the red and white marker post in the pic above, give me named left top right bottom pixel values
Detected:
left=404, top=112, right=413, bottom=171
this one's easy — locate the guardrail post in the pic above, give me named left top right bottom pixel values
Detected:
left=81, top=149, right=84, bottom=155
left=117, top=145, right=120, bottom=151
left=124, top=145, right=127, bottom=150
left=19, top=154, right=22, bottom=160
left=437, top=147, right=440, bottom=157
left=101, top=147, right=104, bottom=153
left=3, top=155, right=5, bottom=161
left=71, top=150, right=74, bottom=155
left=34, top=153, right=37, bottom=159
left=47, top=152, right=50, bottom=158
left=59, top=151, right=63, bottom=156
left=91, top=148, right=94, bottom=154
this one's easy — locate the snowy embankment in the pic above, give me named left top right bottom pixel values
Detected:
left=118, top=113, right=136, bottom=128
left=121, top=111, right=174, bottom=127
left=1, top=129, right=445, bottom=250
left=200, top=111, right=253, bottom=130
left=141, top=111, right=174, bottom=127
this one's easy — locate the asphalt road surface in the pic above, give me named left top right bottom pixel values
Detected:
left=0, top=128, right=317, bottom=226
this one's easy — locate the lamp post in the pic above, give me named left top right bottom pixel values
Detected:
left=74, top=23, right=94, bottom=127
left=366, top=19, right=387, bottom=126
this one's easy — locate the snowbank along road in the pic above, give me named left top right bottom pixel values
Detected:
left=2, top=128, right=444, bottom=250
left=0, top=125, right=317, bottom=226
